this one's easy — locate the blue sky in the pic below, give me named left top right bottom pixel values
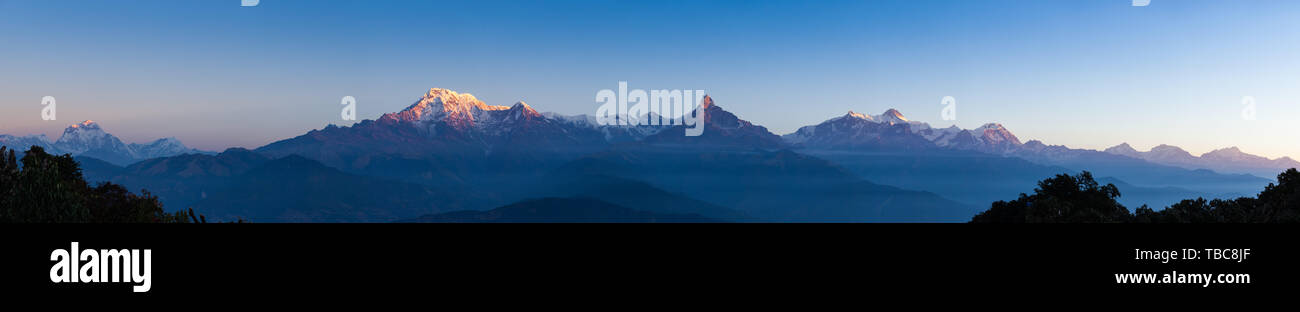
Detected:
left=2, top=0, right=1298, bottom=159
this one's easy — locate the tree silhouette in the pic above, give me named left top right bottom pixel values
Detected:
left=971, top=171, right=1131, bottom=223
left=0, top=145, right=198, bottom=223
left=1256, top=168, right=1300, bottom=222
left=975, top=168, right=1300, bottom=223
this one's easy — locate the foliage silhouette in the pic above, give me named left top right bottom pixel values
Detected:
left=0, top=146, right=203, bottom=223
left=973, top=169, right=1300, bottom=223
left=970, top=171, right=1130, bottom=223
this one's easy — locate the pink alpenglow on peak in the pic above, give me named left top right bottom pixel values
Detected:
left=972, top=123, right=1022, bottom=146
left=386, top=88, right=511, bottom=125
left=844, top=111, right=873, bottom=121
left=69, top=120, right=100, bottom=130
left=376, top=87, right=555, bottom=136
left=876, top=109, right=909, bottom=124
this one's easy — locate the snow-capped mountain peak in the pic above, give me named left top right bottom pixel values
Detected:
left=0, top=120, right=209, bottom=165
left=1103, top=143, right=1142, bottom=158
left=129, top=137, right=204, bottom=160
left=873, top=108, right=909, bottom=124
left=62, top=120, right=106, bottom=136
left=1202, top=146, right=1245, bottom=158
left=56, top=120, right=120, bottom=154
left=784, top=108, right=1024, bottom=152
left=0, top=134, right=56, bottom=154
left=491, top=101, right=543, bottom=125
left=70, top=120, right=100, bottom=130
left=1200, top=146, right=1268, bottom=163
left=843, top=110, right=873, bottom=121
left=387, top=88, right=511, bottom=126
left=541, top=112, right=597, bottom=125
left=971, top=123, right=1022, bottom=146
left=1141, top=144, right=1200, bottom=166
left=1099, top=143, right=1299, bottom=177
left=508, top=101, right=541, bottom=118
left=1149, top=144, right=1192, bottom=157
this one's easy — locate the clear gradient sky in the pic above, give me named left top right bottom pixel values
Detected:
left=2, top=0, right=1298, bottom=158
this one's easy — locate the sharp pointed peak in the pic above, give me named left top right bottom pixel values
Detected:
left=875, top=108, right=909, bottom=123
left=507, top=101, right=542, bottom=119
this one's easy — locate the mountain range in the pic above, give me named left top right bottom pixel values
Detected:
left=1103, top=143, right=1300, bottom=178
left=783, top=109, right=1021, bottom=153
left=781, top=108, right=1290, bottom=181
left=776, top=109, right=1259, bottom=209
left=16, top=86, right=1295, bottom=222
left=250, top=88, right=971, bottom=221
left=0, top=120, right=209, bottom=166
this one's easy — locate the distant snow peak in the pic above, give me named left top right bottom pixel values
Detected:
left=1104, top=142, right=1142, bottom=158
left=56, top=120, right=117, bottom=154
left=0, top=120, right=207, bottom=165
left=0, top=134, right=56, bottom=153
left=1201, top=146, right=1264, bottom=162
left=877, top=109, right=908, bottom=124
left=1100, top=143, right=1299, bottom=176
left=1208, top=146, right=1243, bottom=155
left=970, top=123, right=1022, bottom=146
left=63, top=120, right=106, bottom=135
left=589, top=83, right=708, bottom=137
left=787, top=108, right=1024, bottom=151
left=1149, top=144, right=1194, bottom=159
left=70, top=120, right=99, bottom=129
left=541, top=112, right=597, bottom=125
left=843, top=110, right=872, bottom=121
left=503, top=101, right=542, bottom=121
left=130, top=137, right=201, bottom=160
left=510, top=101, right=540, bottom=115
